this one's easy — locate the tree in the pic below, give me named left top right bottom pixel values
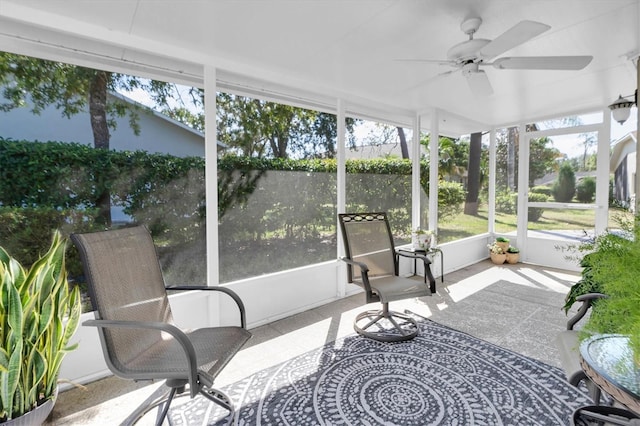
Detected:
left=397, top=127, right=409, bottom=159
left=529, top=137, right=562, bottom=186
left=496, top=129, right=561, bottom=190
left=464, top=132, right=482, bottom=215
left=423, top=135, right=468, bottom=181
left=0, top=52, right=179, bottom=225
left=552, top=162, right=576, bottom=202
left=216, top=93, right=357, bottom=159
left=580, top=132, right=597, bottom=171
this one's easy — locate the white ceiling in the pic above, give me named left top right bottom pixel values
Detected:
left=0, top=0, right=638, bottom=135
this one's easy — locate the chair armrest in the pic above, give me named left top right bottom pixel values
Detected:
left=395, top=250, right=437, bottom=289
left=340, top=257, right=369, bottom=272
left=83, top=319, right=198, bottom=392
left=340, top=257, right=373, bottom=293
left=567, top=293, right=607, bottom=330
left=166, top=285, right=247, bottom=329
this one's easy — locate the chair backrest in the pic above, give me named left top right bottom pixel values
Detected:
left=338, top=213, right=397, bottom=283
left=71, top=225, right=173, bottom=370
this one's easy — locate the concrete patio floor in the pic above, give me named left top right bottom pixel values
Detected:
left=46, top=260, right=581, bottom=425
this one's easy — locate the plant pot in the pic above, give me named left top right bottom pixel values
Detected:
left=496, top=241, right=509, bottom=252
left=3, top=393, right=56, bottom=426
left=506, top=252, right=520, bottom=264
left=413, top=233, right=430, bottom=250
left=490, top=252, right=506, bottom=264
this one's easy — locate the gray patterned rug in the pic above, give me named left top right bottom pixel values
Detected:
left=168, top=318, right=591, bottom=425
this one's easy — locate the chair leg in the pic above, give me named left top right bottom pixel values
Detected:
left=155, top=387, right=178, bottom=425
left=120, top=381, right=185, bottom=426
left=200, top=387, right=236, bottom=425
left=354, top=303, right=420, bottom=342
left=120, top=382, right=175, bottom=426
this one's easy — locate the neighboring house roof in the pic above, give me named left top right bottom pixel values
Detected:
left=0, top=89, right=224, bottom=157
left=108, top=91, right=205, bottom=140
left=610, top=131, right=637, bottom=172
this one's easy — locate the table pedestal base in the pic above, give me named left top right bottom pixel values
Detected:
left=572, top=405, right=640, bottom=426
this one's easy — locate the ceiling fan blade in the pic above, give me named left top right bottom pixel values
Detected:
left=401, top=69, right=458, bottom=94
left=466, top=70, right=493, bottom=97
left=491, top=56, right=593, bottom=70
left=480, top=20, right=550, bottom=59
left=395, top=58, right=456, bottom=66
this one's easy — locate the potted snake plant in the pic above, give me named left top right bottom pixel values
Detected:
left=0, top=231, right=81, bottom=425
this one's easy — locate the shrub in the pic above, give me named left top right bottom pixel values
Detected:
left=528, top=192, right=548, bottom=222
left=436, top=180, right=465, bottom=222
left=576, top=177, right=596, bottom=203
left=551, top=162, right=576, bottom=202
left=0, top=206, right=99, bottom=279
left=530, top=185, right=552, bottom=197
left=495, top=189, right=517, bottom=214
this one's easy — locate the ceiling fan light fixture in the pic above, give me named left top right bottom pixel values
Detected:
left=608, top=94, right=635, bottom=125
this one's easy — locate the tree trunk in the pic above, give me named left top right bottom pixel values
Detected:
left=397, top=127, right=409, bottom=159
left=464, top=132, right=482, bottom=215
left=89, top=71, right=110, bottom=149
left=89, top=71, right=112, bottom=226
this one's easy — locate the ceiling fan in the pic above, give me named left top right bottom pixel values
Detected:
left=407, top=17, right=593, bottom=96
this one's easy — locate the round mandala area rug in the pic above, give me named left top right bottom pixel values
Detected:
left=168, top=318, right=591, bottom=426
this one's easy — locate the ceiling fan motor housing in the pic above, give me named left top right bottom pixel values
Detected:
left=461, top=62, right=480, bottom=76
left=460, top=17, right=483, bottom=35
left=447, top=39, right=490, bottom=62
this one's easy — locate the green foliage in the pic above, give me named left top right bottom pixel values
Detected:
left=216, top=93, right=358, bottom=159
left=529, top=137, right=563, bottom=187
left=528, top=192, right=548, bottom=222
left=562, top=252, right=603, bottom=314
left=506, top=246, right=519, bottom=253
left=0, top=52, right=176, bottom=142
left=1, top=139, right=472, bottom=283
left=573, top=215, right=640, bottom=354
left=0, top=206, right=98, bottom=279
left=435, top=180, right=465, bottom=222
left=530, top=185, right=552, bottom=196
left=576, top=177, right=596, bottom=203
left=0, top=231, right=81, bottom=421
left=495, top=190, right=517, bottom=214
left=494, top=129, right=561, bottom=190
left=551, top=162, right=576, bottom=202
left=496, top=236, right=510, bottom=243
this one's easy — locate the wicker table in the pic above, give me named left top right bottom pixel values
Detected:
left=572, top=334, right=640, bottom=425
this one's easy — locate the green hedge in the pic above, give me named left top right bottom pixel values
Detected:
left=1, top=139, right=469, bottom=281
left=528, top=192, right=549, bottom=222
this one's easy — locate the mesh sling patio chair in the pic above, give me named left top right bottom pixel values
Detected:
left=71, top=225, right=251, bottom=425
left=338, top=213, right=437, bottom=342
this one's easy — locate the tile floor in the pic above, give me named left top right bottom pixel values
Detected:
left=46, top=260, right=581, bottom=425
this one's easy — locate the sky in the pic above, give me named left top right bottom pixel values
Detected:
left=121, top=86, right=638, bottom=157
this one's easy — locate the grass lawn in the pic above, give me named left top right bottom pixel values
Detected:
left=437, top=204, right=632, bottom=244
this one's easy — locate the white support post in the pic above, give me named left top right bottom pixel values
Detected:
left=412, top=113, right=421, bottom=230
left=488, top=129, right=496, bottom=235
left=636, top=59, right=640, bottom=214
left=336, top=99, right=347, bottom=298
left=516, top=123, right=529, bottom=254
left=595, top=109, right=610, bottom=234
left=204, top=65, right=219, bottom=287
left=429, top=109, right=439, bottom=232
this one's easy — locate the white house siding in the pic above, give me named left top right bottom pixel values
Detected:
left=610, top=132, right=637, bottom=209
left=0, top=93, right=205, bottom=157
